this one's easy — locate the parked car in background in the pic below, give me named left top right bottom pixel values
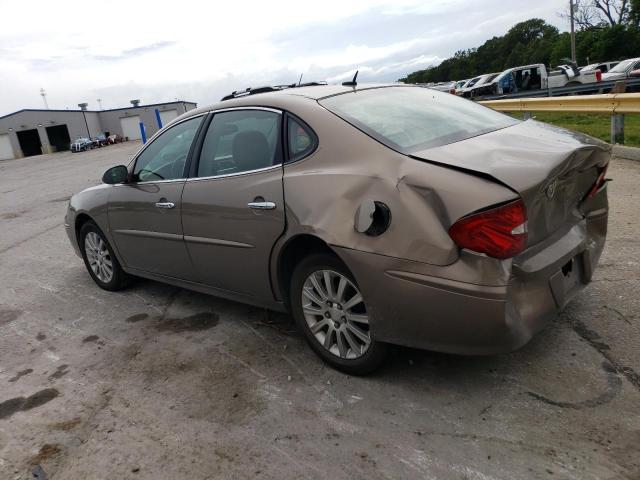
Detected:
left=92, top=134, right=109, bottom=148
left=580, top=61, right=619, bottom=74
left=108, top=134, right=123, bottom=144
left=466, top=63, right=600, bottom=98
left=453, top=78, right=472, bottom=94
left=70, top=137, right=93, bottom=152
left=458, top=73, right=498, bottom=97
left=427, top=81, right=456, bottom=94
left=602, top=57, right=640, bottom=81
left=65, top=84, right=610, bottom=374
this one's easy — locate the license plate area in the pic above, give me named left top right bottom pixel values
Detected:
left=549, top=255, right=585, bottom=308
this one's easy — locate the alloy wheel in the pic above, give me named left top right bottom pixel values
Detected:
left=84, top=231, right=113, bottom=283
left=301, top=269, right=371, bottom=359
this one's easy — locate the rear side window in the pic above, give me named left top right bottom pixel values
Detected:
left=287, top=116, right=316, bottom=162
left=196, top=109, right=281, bottom=177
left=320, top=86, right=518, bottom=153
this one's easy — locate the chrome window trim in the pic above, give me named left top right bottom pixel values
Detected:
left=186, top=164, right=281, bottom=183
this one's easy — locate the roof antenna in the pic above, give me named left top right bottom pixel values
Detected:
left=342, top=70, right=359, bottom=87
left=298, top=73, right=304, bottom=86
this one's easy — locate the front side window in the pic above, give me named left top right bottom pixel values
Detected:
left=133, top=116, right=202, bottom=182
left=196, top=110, right=281, bottom=177
left=320, top=86, right=518, bottom=153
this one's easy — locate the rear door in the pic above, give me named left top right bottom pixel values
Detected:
left=108, top=114, right=204, bottom=279
left=120, top=116, right=142, bottom=140
left=181, top=108, right=285, bottom=301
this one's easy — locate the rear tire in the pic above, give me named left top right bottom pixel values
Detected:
left=79, top=221, right=130, bottom=291
left=290, top=253, right=387, bottom=375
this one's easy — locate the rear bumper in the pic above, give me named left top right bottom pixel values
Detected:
left=335, top=205, right=607, bottom=355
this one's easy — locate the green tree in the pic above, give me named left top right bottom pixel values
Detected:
left=400, top=17, right=639, bottom=84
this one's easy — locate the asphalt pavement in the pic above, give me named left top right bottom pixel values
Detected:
left=0, top=142, right=638, bottom=479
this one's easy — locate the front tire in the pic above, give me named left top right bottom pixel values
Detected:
left=290, top=254, right=387, bottom=375
left=79, top=221, right=130, bottom=291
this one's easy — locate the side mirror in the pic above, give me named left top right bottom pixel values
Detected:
left=102, top=165, right=129, bottom=184
left=629, top=69, right=640, bottom=78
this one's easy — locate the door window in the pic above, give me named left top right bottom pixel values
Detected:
left=196, top=110, right=281, bottom=177
left=133, top=116, right=202, bottom=182
left=287, top=117, right=317, bottom=162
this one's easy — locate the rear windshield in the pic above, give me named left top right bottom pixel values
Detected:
left=320, top=86, right=518, bottom=152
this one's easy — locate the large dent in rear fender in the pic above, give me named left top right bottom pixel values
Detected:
left=280, top=102, right=518, bottom=266
left=284, top=166, right=456, bottom=265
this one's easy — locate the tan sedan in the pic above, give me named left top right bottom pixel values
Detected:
left=65, top=84, right=610, bottom=374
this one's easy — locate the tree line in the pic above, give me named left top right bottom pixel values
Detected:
left=401, top=1, right=640, bottom=84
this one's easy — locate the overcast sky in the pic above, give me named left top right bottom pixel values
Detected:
left=0, top=0, right=567, bottom=115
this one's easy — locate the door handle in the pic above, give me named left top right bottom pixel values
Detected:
left=155, top=201, right=175, bottom=209
left=248, top=201, right=276, bottom=210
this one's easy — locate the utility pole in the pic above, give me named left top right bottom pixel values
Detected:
left=40, top=88, right=49, bottom=109
left=97, top=98, right=103, bottom=110
left=570, top=0, right=577, bottom=64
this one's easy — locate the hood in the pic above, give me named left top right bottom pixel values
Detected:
left=410, top=120, right=611, bottom=245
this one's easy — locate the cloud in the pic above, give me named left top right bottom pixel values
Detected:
left=92, top=41, right=177, bottom=62
left=0, top=0, right=567, bottom=115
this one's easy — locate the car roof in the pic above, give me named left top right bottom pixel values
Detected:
left=180, top=83, right=404, bottom=118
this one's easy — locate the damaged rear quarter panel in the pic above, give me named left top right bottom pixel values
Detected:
left=278, top=99, right=518, bottom=267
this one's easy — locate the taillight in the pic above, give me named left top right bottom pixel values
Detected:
left=586, top=165, right=608, bottom=199
left=449, top=199, right=527, bottom=260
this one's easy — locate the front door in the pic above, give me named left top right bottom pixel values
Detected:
left=181, top=108, right=285, bottom=301
left=108, top=115, right=203, bottom=279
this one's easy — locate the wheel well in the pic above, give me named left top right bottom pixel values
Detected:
left=277, top=234, right=334, bottom=306
left=75, top=213, right=93, bottom=241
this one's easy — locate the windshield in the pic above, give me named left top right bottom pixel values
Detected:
left=466, top=76, right=483, bottom=88
left=608, top=59, right=636, bottom=73
left=320, top=86, right=519, bottom=152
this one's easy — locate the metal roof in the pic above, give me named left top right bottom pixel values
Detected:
left=0, top=100, right=198, bottom=121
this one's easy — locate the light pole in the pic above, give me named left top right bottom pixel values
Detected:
left=570, top=0, right=577, bottom=64
left=97, top=98, right=103, bottom=110
left=40, top=88, right=49, bottom=109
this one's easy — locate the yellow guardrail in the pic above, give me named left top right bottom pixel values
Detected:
left=480, top=93, right=640, bottom=114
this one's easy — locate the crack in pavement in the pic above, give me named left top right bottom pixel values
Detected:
left=528, top=361, right=622, bottom=409
left=566, top=312, right=640, bottom=391
left=0, top=223, right=61, bottom=256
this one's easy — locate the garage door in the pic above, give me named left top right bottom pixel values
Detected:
left=0, top=134, right=13, bottom=160
left=159, top=109, right=178, bottom=127
left=120, top=116, right=142, bottom=140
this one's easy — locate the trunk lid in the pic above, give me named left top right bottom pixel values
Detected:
left=410, top=120, right=610, bottom=246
